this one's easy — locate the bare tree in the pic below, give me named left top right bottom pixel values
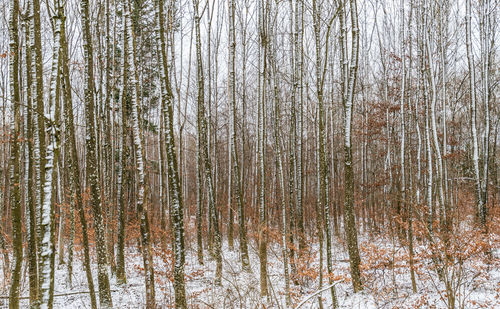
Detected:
left=228, top=0, right=250, bottom=271
left=8, top=0, right=22, bottom=306
left=193, top=0, right=223, bottom=285
left=157, top=0, right=187, bottom=306
left=339, top=0, right=363, bottom=293
left=81, top=0, right=113, bottom=306
left=257, top=0, right=269, bottom=298
left=124, top=0, right=156, bottom=305
left=60, top=2, right=97, bottom=306
left=466, top=0, right=483, bottom=228
left=39, top=2, right=63, bottom=307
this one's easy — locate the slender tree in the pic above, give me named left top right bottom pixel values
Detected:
left=157, top=0, right=187, bottom=306
left=479, top=0, right=492, bottom=228
left=424, top=0, right=446, bottom=232
left=8, top=0, right=22, bottom=306
left=39, top=3, right=63, bottom=307
left=23, top=4, right=40, bottom=304
left=124, top=0, right=156, bottom=306
left=269, top=17, right=291, bottom=305
left=60, top=4, right=97, bottom=306
left=466, top=0, right=482, bottom=229
left=116, top=0, right=129, bottom=285
left=193, top=0, right=223, bottom=284
left=339, top=0, right=363, bottom=292
left=81, top=0, right=113, bottom=306
left=257, top=0, right=269, bottom=298
left=228, top=0, right=250, bottom=271
left=30, top=0, right=46, bottom=287
left=313, top=0, right=338, bottom=305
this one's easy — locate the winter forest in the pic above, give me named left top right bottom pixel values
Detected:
left=0, top=0, right=499, bottom=307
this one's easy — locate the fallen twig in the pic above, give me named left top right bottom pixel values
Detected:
left=296, top=280, right=344, bottom=308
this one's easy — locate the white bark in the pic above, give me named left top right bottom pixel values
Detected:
left=466, top=0, right=483, bottom=221
left=400, top=0, right=406, bottom=212
left=480, top=0, right=492, bottom=226
left=124, top=1, right=156, bottom=304
left=424, top=4, right=446, bottom=227
left=40, top=12, right=62, bottom=309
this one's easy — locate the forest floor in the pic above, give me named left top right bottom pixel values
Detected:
left=1, top=230, right=500, bottom=308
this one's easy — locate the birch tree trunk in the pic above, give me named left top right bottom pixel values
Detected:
left=399, top=0, right=406, bottom=237
left=157, top=0, right=187, bottom=306
left=81, top=0, right=113, bottom=306
left=269, top=25, right=291, bottom=306
left=340, top=0, right=363, bottom=293
left=313, top=0, right=338, bottom=304
left=479, top=0, right=492, bottom=228
left=195, top=1, right=204, bottom=263
left=423, top=2, right=446, bottom=232
left=196, top=122, right=204, bottom=264
left=124, top=1, right=156, bottom=306
left=60, top=5, right=97, bottom=306
left=49, top=67, right=62, bottom=305
left=404, top=0, right=418, bottom=293
left=228, top=0, right=250, bottom=271
left=116, top=0, right=129, bottom=284
left=39, top=5, right=63, bottom=307
left=23, top=6, right=40, bottom=304
left=466, top=0, right=483, bottom=228
left=287, top=0, right=298, bottom=274
left=8, top=0, right=22, bottom=306
left=295, top=0, right=305, bottom=253
left=415, top=0, right=433, bottom=232
left=30, top=0, right=46, bottom=285
left=103, top=0, right=116, bottom=276
left=258, top=0, right=269, bottom=298
left=193, top=0, right=222, bottom=285
left=438, top=0, right=451, bottom=232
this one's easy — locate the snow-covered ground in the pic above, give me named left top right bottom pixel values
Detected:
left=2, top=234, right=499, bottom=308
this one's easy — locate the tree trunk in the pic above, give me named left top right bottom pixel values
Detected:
left=23, top=4, right=40, bottom=305
left=39, top=6, right=63, bottom=308
left=466, top=0, right=483, bottom=228
left=124, top=1, right=156, bottom=305
left=8, top=0, right=23, bottom=306
left=228, top=0, right=250, bottom=271
left=157, top=0, right=187, bottom=306
left=60, top=7, right=97, bottom=307
left=339, top=0, right=363, bottom=293
left=81, top=0, right=113, bottom=306
left=258, top=0, right=269, bottom=298
left=193, top=0, right=222, bottom=284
